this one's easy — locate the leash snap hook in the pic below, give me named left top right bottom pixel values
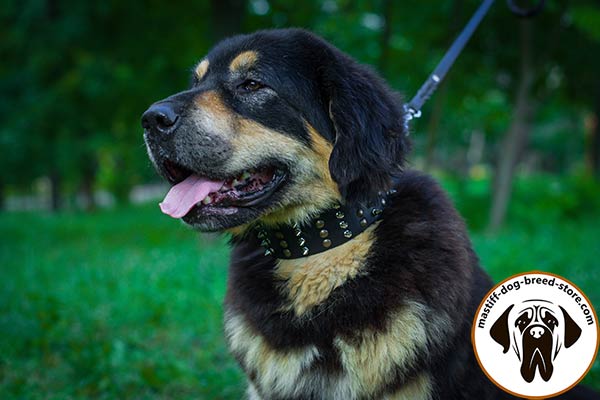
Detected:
left=404, top=105, right=422, bottom=121
left=507, top=0, right=546, bottom=18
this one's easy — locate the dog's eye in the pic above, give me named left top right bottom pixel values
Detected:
left=239, top=79, right=264, bottom=92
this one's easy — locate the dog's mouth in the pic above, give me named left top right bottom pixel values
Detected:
left=159, top=160, right=287, bottom=219
left=520, top=326, right=554, bottom=382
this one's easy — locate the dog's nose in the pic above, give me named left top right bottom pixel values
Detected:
left=529, top=326, right=544, bottom=339
left=141, top=103, right=180, bottom=138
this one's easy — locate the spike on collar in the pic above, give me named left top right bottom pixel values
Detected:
left=254, top=190, right=395, bottom=259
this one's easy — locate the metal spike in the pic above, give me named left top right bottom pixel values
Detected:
left=343, top=230, right=353, bottom=238
left=264, top=248, right=273, bottom=256
left=360, top=218, right=368, bottom=228
left=371, top=208, right=382, bottom=216
left=301, top=247, right=309, bottom=256
left=357, top=209, right=364, bottom=217
left=335, top=211, right=344, bottom=219
left=298, top=237, right=306, bottom=246
left=339, top=221, right=348, bottom=229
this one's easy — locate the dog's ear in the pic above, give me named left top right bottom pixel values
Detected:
left=490, top=304, right=514, bottom=353
left=319, top=50, right=410, bottom=203
left=559, top=306, right=582, bottom=348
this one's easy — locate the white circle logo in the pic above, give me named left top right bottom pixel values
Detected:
left=472, top=271, right=599, bottom=398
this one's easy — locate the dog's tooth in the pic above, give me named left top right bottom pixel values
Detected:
left=232, top=178, right=240, bottom=186
left=202, top=196, right=212, bottom=205
left=241, top=171, right=251, bottom=180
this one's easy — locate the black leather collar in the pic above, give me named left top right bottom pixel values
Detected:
left=253, top=189, right=395, bottom=259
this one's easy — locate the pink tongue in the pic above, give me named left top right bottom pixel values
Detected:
left=159, top=175, right=224, bottom=218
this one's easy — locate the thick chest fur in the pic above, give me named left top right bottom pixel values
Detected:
left=224, top=225, right=434, bottom=399
left=224, top=173, right=498, bottom=400
left=224, top=308, right=433, bottom=400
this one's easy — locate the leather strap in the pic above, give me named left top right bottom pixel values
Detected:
left=253, top=189, right=395, bottom=259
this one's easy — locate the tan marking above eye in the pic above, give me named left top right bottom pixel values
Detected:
left=195, top=59, right=209, bottom=80
left=229, top=51, right=258, bottom=72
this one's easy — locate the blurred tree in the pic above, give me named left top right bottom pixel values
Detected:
left=488, top=20, right=535, bottom=232
left=0, top=0, right=213, bottom=210
left=0, top=0, right=598, bottom=221
left=564, top=3, right=600, bottom=178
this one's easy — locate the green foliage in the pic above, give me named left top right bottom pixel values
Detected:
left=2, top=0, right=600, bottom=200
left=441, top=172, right=600, bottom=230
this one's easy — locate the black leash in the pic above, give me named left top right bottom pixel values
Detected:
left=404, top=0, right=545, bottom=130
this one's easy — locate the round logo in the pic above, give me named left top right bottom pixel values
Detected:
left=472, top=271, right=599, bottom=398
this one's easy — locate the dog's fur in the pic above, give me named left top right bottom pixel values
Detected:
left=143, top=29, right=597, bottom=400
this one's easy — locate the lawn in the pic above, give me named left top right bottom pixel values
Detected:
left=1, top=175, right=599, bottom=399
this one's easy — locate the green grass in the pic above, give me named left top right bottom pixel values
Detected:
left=0, top=206, right=244, bottom=399
left=1, top=175, right=599, bottom=398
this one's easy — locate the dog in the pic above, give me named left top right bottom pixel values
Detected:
left=490, top=300, right=582, bottom=383
left=142, top=28, right=597, bottom=400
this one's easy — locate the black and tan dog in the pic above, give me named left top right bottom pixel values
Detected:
left=490, top=300, right=582, bottom=383
left=142, top=29, right=596, bottom=400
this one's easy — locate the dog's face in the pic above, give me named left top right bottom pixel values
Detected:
left=490, top=300, right=582, bottom=383
left=142, top=29, right=408, bottom=232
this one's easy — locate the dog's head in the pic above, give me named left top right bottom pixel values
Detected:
left=142, top=29, right=409, bottom=232
left=490, top=300, right=582, bottom=382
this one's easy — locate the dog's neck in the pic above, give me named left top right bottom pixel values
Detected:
left=252, top=190, right=394, bottom=259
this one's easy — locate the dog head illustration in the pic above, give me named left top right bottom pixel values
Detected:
left=490, top=300, right=582, bottom=383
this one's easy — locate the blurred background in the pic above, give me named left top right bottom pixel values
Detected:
left=1, top=0, right=599, bottom=398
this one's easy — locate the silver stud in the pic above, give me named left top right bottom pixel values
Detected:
left=275, top=232, right=284, bottom=239
left=360, top=218, right=368, bottom=228
left=280, top=240, right=288, bottom=248
left=322, top=239, right=332, bottom=248
left=298, top=237, right=306, bottom=246
left=319, top=229, right=329, bottom=238
left=357, top=209, right=364, bottom=217
left=264, top=248, right=273, bottom=256
left=343, top=230, right=353, bottom=238
left=283, top=249, right=292, bottom=258
left=335, top=211, right=344, bottom=219
left=302, top=247, right=309, bottom=256
left=371, top=208, right=382, bottom=216
left=315, top=220, right=325, bottom=229
left=339, top=221, right=348, bottom=229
